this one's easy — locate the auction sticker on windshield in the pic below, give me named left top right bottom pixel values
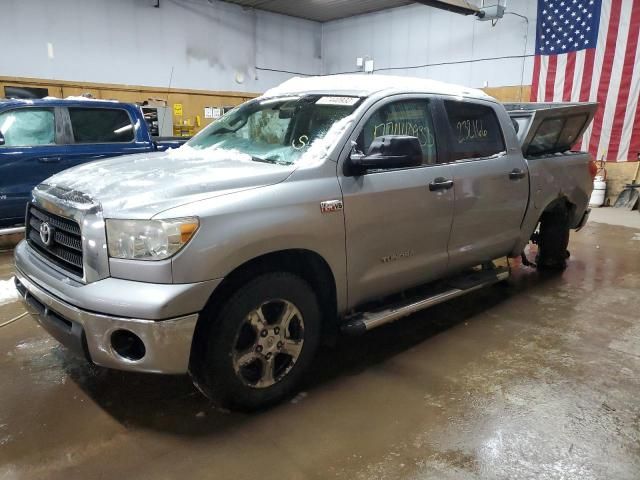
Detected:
left=316, top=96, right=360, bottom=106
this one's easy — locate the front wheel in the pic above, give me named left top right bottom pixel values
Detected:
left=192, top=272, right=321, bottom=410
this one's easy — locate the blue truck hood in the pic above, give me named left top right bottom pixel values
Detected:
left=41, top=146, right=295, bottom=218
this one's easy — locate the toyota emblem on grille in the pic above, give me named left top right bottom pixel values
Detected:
left=39, top=222, right=53, bottom=246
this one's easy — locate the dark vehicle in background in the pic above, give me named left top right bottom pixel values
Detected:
left=0, top=98, right=187, bottom=227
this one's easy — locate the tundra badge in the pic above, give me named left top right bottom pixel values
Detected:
left=320, top=200, right=343, bottom=214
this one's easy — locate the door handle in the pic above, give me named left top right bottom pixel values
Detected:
left=509, top=168, right=526, bottom=180
left=39, top=157, right=62, bottom=163
left=428, top=177, right=454, bottom=191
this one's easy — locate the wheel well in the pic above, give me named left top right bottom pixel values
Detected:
left=528, top=196, right=575, bottom=244
left=189, top=249, right=338, bottom=371
left=542, top=197, right=575, bottom=217
left=535, top=197, right=576, bottom=232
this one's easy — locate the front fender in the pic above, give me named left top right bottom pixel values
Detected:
left=165, top=166, right=348, bottom=312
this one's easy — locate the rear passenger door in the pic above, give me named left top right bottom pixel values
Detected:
left=60, top=106, right=152, bottom=169
left=441, top=99, right=529, bottom=270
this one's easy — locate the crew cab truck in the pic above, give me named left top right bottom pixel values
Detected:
left=13, top=75, right=596, bottom=410
left=0, top=98, right=186, bottom=228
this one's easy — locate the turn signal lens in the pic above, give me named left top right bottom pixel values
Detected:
left=180, top=222, right=199, bottom=243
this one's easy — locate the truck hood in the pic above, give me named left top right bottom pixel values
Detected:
left=40, top=146, right=295, bottom=218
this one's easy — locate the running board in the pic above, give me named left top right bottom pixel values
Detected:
left=341, top=266, right=510, bottom=335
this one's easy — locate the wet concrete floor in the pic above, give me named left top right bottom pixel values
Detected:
left=1, top=218, right=639, bottom=479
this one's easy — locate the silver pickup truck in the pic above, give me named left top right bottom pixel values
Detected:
left=13, top=75, right=597, bottom=409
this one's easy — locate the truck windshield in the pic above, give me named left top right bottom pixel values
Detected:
left=186, top=95, right=361, bottom=165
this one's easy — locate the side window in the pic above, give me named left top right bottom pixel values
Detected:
left=443, top=101, right=505, bottom=160
left=0, top=108, right=55, bottom=147
left=68, top=108, right=134, bottom=143
left=357, top=99, right=437, bottom=166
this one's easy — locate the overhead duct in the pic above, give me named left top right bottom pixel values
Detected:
left=413, top=0, right=481, bottom=16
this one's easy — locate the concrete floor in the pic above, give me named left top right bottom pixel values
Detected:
left=1, top=213, right=639, bottom=480
left=588, top=207, right=640, bottom=229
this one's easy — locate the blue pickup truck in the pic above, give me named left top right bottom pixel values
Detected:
left=0, top=98, right=187, bottom=227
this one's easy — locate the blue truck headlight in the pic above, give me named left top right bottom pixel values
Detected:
left=106, top=218, right=199, bottom=261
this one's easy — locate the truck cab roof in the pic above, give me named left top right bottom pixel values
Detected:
left=263, top=74, right=493, bottom=101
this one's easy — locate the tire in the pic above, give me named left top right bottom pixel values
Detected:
left=536, top=207, right=571, bottom=271
left=192, top=272, right=321, bottom=410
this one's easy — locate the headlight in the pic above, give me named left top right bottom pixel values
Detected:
left=106, top=217, right=199, bottom=261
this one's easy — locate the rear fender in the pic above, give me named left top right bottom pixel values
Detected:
left=510, top=152, right=591, bottom=256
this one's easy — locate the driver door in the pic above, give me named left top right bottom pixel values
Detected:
left=339, top=95, right=455, bottom=308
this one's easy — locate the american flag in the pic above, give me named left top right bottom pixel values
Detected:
left=530, top=0, right=640, bottom=162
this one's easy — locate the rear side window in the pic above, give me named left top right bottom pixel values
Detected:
left=443, top=101, right=505, bottom=160
left=0, top=108, right=55, bottom=147
left=357, top=99, right=437, bottom=165
left=69, top=107, right=134, bottom=143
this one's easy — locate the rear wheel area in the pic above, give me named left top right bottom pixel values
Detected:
left=191, top=272, right=321, bottom=410
left=535, top=207, right=571, bottom=271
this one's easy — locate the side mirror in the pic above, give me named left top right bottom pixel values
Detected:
left=348, top=135, right=422, bottom=175
left=0, top=132, right=5, bottom=146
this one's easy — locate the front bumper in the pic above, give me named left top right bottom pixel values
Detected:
left=14, top=241, right=222, bottom=374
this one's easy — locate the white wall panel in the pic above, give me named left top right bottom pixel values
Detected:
left=321, top=1, right=537, bottom=89
left=3, top=0, right=536, bottom=93
left=1, top=0, right=322, bottom=92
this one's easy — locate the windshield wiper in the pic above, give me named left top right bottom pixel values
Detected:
left=251, top=155, right=291, bottom=166
left=251, top=155, right=272, bottom=164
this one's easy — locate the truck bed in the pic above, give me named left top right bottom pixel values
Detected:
left=505, top=102, right=598, bottom=257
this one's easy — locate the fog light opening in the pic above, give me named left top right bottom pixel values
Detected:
left=111, top=329, right=146, bottom=361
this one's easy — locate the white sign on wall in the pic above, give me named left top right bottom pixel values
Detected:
left=204, top=107, right=222, bottom=119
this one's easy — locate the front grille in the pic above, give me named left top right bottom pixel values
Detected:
left=26, top=205, right=84, bottom=277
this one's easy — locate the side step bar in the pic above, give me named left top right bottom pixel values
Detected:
left=341, top=265, right=510, bottom=335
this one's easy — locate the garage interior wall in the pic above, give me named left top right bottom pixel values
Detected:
left=1, top=0, right=533, bottom=122
left=2, top=0, right=534, bottom=96
left=321, top=0, right=537, bottom=100
left=1, top=0, right=322, bottom=92
left=0, top=0, right=321, bottom=131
